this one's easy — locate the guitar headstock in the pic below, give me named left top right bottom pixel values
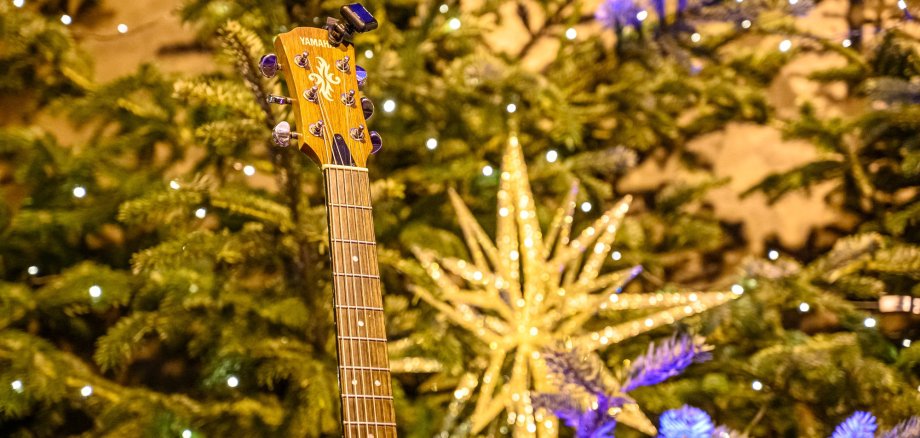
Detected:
left=261, top=3, right=380, bottom=168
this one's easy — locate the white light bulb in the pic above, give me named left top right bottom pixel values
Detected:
left=13, top=0, right=24, bottom=7
left=611, top=251, right=622, bottom=261
left=81, top=385, right=93, bottom=397
left=898, top=0, right=907, bottom=10
left=636, top=10, right=648, bottom=21
left=383, top=99, right=396, bottom=113
left=11, top=380, right=23, bottom=392
left=426, top=138, right=438, bottom=150
left=195, top=208, right=207, bottom=219
left=27, top=266, right=39, bottom=275
left=903, top=339, right=912, bottom=348
left=169, top=180, right=181, bottom=190
left=691, top=32, right=701, bottom=43
left=778, top=39, right=792, bottom=53
left=439, top=4, right=448, bottom=13
left=482, top=165, right=494, bottom=177
left=364, top=49, right=374, bottom=59
left=73, top=186, right=86, bottom=198
left=788, top=0, right=798, bottom=4
left=243, top=165, right=255, bottom=176
left=448, top=18, right=461, bottom=30
left=88, top=285, right=102, bottom=298
left=545, top=149, right=558, bottom=163
left=61, top=15, right=72, bottom=25
left=798, top=302, right=810, bottom=312
left=506, top=103, right=517, bottom=113
left=731, top=284, right=745, bottom=295
left=565, top=27, right=577, bottom=40
left=182, top=430, right=193, bottom=438
left=863, top=317, right=876, bottom=328
left=117, top=23, right=128, bottom=34
left=226, top=376, right=239, bottom=388
left=767, top=249, right=779, bottom=260
left=580, top=202, right=592, bottom=213
left=751, top=380, right=763, bottom=391
left=741, top=19, right=751, bottom=29
left=842, top=39, right=852, bottom=48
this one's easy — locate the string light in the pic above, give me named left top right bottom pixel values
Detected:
left=61, top=15, right=72, bottom=25
left=117, top=23, right=129, bottom=34
left=448, top=17, right=461, bottom=30
left=778, top=39, right=792, bottom=52
left=798, top=302, right=810, bottom=312
left=11, top=380, right=23, bottom=393
left=426, top=138, right=438, bottom=150
left=364, top=49, right=374, bottom=59
left=482, top=165, right=494, bottom=177
left=767, top=249, right=779, bottom=260
left=690, top=32, right=701, bottom=43
left=545, top=149, right=558, bottom=163
left=27, top=266, right=39, bottom=275
left=580, top=201, right=592, bottom=212
left=611, top=250, right=622, bottom=261
left=195, top=208, right=207, bottom=219
left=383, top=99, right=396, bottom=113
left=788, top=0, right=798, bottom=4
left=741, top=19, right=751, bottom=29
left=731, top=284, right=745, bottom=295
left=80, top=385, right=93, bottom=397
left=72, top=186, right=87, bottom=198
left=898, top=0, right=907, bottom=10
left=88, top=285, right=102, bottom=299
left=226, top=376, right=239, bottom=388
left=439, top=3, right=448, bottom=13
left=863, top=317, right=876, bottom=328
left=565, top=27, right=577, bottom=40
left=903, top=339, right=912, bottom=347
left=242, top=165, right=255, bottom=176
left=842, top=39, right=852, bottom=48
left=169, top=180, right=181, bottom=190
left=506, top=103, right=517, bottom=113
left=182, top=430, right=192, bottom=438
left=13, top=0, right=24, bottom=7
left=636, top=10, right=648, bottom=21
left=752, top=380, right=763, bottom=391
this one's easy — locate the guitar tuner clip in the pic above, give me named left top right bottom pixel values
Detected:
left=325, top=3, right=378, bottom=46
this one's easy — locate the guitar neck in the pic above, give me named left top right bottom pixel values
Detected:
left=323, top=165, right=397, bottom=438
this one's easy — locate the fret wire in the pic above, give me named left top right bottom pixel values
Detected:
left=329, top=202, right=374, bottom=210
left=331, top=238, right=376, bottom=245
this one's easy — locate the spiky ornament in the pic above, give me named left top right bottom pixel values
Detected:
left=408, top=135, right=741, bottom=436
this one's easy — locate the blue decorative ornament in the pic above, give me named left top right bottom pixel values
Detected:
left=832, top=411, right=878, bottom=438
left=880, top=416, right=920, bottom=438
left=622, top=334, right=711, bottom=392
left=595, top=0, right=643, bottom=29
left=658, top=405, right=715, bottom=438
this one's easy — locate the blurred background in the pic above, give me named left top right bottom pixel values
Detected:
left=1, top=0, right=919, bottom=436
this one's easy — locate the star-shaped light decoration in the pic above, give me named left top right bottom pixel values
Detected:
left=407, top=135, right=741, bottom=436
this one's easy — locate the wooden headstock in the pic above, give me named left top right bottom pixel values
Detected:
left=264, top=14, right=379, bottom=168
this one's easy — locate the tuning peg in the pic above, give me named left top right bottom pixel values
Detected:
left=341, top=90, right=356, bottom=106
left=304, top=86, right=319, bottom=103
left=266, top=94, right=293, bottom=105
left=360, top=97, right=374, bottom=120
left=272, top=121, right=300, bottom=147
left=356, top=65, right=368, bottom=89
left=336, top=56, right=351, bottom=73
left=349, top=124, right=365, bottom=141
left=259, top=54, right=280, bottom=78
left=369, top=131, right=382, bottom=154
left=308, top=120, right=325, bottom=138
left=293, top=51, right=310, bottom=69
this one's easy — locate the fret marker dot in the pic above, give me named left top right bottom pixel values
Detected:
left=357, top=320, right=365, bottom=327
left=374, top=380, right=381, bottom=386
left=352, top=255, right=359, bottom=262
left=351, top=379, right=358, bottom=385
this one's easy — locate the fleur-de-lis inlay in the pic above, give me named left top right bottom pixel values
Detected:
left=308, top=57, right=341, bottom=102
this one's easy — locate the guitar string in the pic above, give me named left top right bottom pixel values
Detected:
left=351, top=169, right=379, bottom=438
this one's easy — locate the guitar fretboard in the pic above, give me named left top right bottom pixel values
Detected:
left=324, top=165, right=397, bottom=438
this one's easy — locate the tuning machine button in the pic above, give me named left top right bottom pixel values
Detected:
left=304, top=86, right=319, bottom=103
left=308, top=120, right=325, bottom=138
left=341, top=90, right=356, bottom=106
left=293, top=51, right=311, bottom=69
left=360, top=97, right=374, bottom=120
left=259, top=53, right=280, bottom=78
left=272, top=121, right=300, bottom=147
left=369, top=131, right=382, bottom=154
left=266, top=94, right=292, bottom=105
left=349, top=124, right=365, bottom=141
left=356, top=65, right=368, bottom=89
left=336, top=56, right=351, bottom=73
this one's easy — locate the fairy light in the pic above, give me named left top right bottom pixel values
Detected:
left=383, top=99, right=396, bottom=113
left=864, top=317, right=876, bottom=328
left=506, top=103, right=517, bottom=113
left=752, top=380, right=763, bottom=391
left=13, top=0, right=24, bottom=7
left=778, top=39, right=792, bottom=53
left=448, top=17, right=461, bottom=30
left=88, top=285, right=102, bottom=299
left=636, top=10, right=648, bottom=21
left=11, top=380, right=23, bottom=393
left=545, top=149, right=558, bottom=163
left=195, top=208, right=207, bottom=219
left=80, top=385, right=93, bottom=397
left=798, top=302, right=810, bottom=312
left=182, top=430, right=192, bottom=438
left=903, top=339, right=912, bottom=348
left=611, top=251, right=622, bottom=261
left=27, top=266, right=39, bottom=275
left=117, top=23, right=128, bottom=34
left=731, top=284, right=745, bottom=295
left=61, top=15, right=72, bottom=25
left=426, top=138, right=438, bottom=150
left=72, top=186, right=87, bottom=198
left=767, top=249, right=779, bottom=260
left=439, top=4, right=449, bottom=13
left=691, top=32, right=701, bottom=43
left=788, top=0, right=798, bottom=4
left=580, top=201, right=592, bottom=213
left=364, top=49, right=374, bottom=59
left=741, top=19, right=751, bottom=29
left=226, top=376, right=239, bottom=388
left=898, top=0, right=907, bottom=10
left=169, top=180, right=181, bottom=190
left=482, top=165, right=494, bottom=177
left=565, top=27, right=577, bottom=40
left=842, top=39, right=852, bottom=48
left=242, top=165, right=255, bottom=176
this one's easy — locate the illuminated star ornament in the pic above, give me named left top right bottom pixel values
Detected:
left=408, top=135, right=741, bottom=436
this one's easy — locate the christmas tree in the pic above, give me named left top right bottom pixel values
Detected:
left=1, top=0, right=919, bottom=436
